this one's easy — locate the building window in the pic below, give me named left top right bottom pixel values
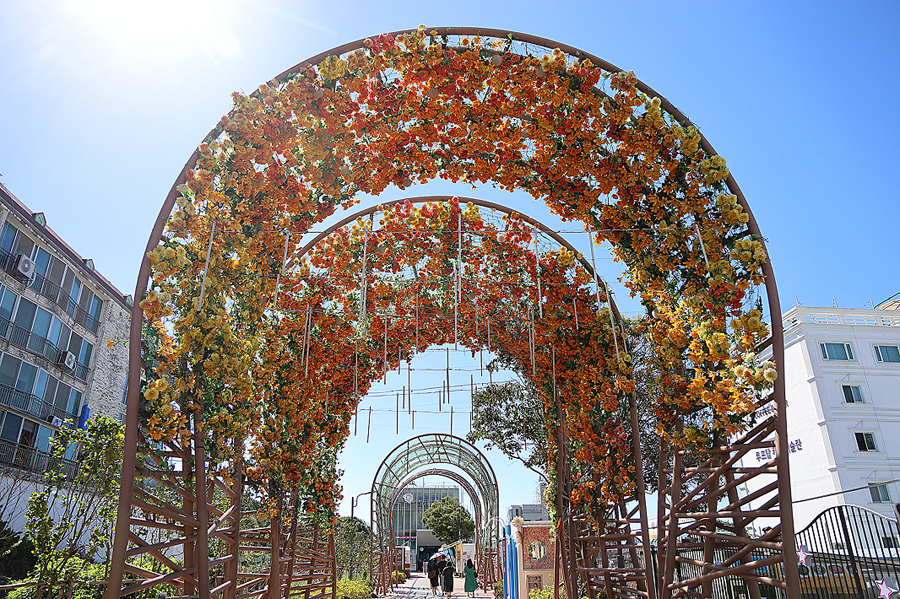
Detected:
left=821, top=342, right=853, bottom=361
left=883, top=536, right=900, bottom=549
left=855, top=432, right=877, bottom=452
left=875, top=345, right=900, bottom=363
left=842, top=385, right=863, bottom=403
left=869, top=484, right=891, bottom=503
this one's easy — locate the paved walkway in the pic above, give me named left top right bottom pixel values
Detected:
left=385, top=572, right=495, bottom=599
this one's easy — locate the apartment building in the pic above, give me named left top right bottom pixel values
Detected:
left=0, top=182, right=130, bottom=478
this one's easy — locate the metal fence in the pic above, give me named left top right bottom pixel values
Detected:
left=0, top=314, right=89, bottom=381
left=794, top=504, right=900, bottom=599
left=0, top=437, right=78, bottom=479
left=0, top=381, right=74, bottom=424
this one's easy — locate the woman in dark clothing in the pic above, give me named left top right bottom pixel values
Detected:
left=428, top=560, right=441, bottom=595
left=442, top=562, right=455, bottom=598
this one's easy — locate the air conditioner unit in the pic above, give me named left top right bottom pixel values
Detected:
left=15, top=254, right=35, bottom=280
left=50, top=416, right=63, bottom=427
left=57, top=351, right=77, bottom=370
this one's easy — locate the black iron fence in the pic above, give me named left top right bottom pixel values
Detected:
left=0, top=381, right=75, bottom=425
left=794, top=504, right=900, bottom=599
left=0, top=314, right=89, bottom=381
left=0, top=247, right=100, bottom=334
left=0, top=437, right=78, bottom=479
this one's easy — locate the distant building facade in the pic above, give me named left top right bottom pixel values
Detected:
left=739, top=303, right=900, bottom=533
left=392, top=484, right=461, bottom=556
left=0, top=183, right=130, bottom=517
left=507, top=503, right=549, bottom=522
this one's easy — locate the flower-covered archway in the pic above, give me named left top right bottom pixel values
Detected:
left=108, top=27, right=799, bottom=599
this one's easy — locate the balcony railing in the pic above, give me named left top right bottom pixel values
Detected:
left=0, top=247, right=100, bottom=335
left=784, top=307, right=900, bottom=331
left=0, top=382, right=74, bottom=425
left=0, top=437, right=77, bottom=480
left=0, top=315, right=90, bottom=381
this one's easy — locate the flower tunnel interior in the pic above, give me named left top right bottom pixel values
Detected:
left=107, top=26, right=801, bottom=599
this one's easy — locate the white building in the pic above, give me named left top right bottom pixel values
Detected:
left=743, top=302, right=900, bottom=531
left=0, top=182, right=131, bottom=531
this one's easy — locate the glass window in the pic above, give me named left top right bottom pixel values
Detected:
left=57, top=324, right=71, bottom=352
left=0, top=355, right=21, bottom=388
left=869, top=483, right=891, bottom=503
left=48, top=317, right=62, bottom=346
left=0, top=411, right=22, bottom=442
left=16, top=362, right=37, bottom=394
left=42, top=376, right=58, bottom=404
left=67, top=389, right=82, bottom=416
left=79, top=341, right=92, bottom=367
left=16, top=235, right=34, bottom=259
left=0, top=289, right=14, bottom=322
left=68, top=332, right=83, bottom=358
left=34, top=370, right=49, bottom=399
left=54, top=382, right=71, bottom=411
left=69, top=277, right=81, bottom=304
left=32, top=307, right=52, bottom=339
left=32, top=247, right=51, bottom=278
left=90, top=296, right=103, bottom=321
left=61, top=270, right=75, bottom=306
left=875, top=345, right=900, bottom=363
left=821, top=343, right=853, bottom=361
left=19, top=420, right=37, bottom=447
left=35, top=425, right=52, bottom=452
left=884, top=536, right=900, bottom=549
left=855, top=432, right=877, bottom=451
left=13, top=298, right=36, bottom=330
left=842, top=385, right=863, bottom=403
left=48, top=258, right=65, bottom=287
left=0, top=223, right=18, bottom=253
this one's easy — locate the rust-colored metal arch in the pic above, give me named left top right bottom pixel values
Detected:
left=386, top=468, right=482, bottom=553
left=108, top=26, right=798, bottom=599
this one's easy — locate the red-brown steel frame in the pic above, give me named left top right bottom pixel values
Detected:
left=106, top=26, right=799, bottom=599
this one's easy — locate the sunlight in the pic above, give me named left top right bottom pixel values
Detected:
left=63, top=0, right=241, bottom=62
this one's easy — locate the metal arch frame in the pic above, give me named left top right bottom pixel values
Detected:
left=387, top=468, right=483, bottom=552
left=107, top=26, right=797, bottom=599
left=370, top=434, right=500, bottom=553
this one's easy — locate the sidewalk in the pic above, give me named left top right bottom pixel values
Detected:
left=384, top=572, right=495, bottom=599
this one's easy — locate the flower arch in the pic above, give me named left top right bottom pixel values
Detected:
left=108, top=27, right=799, bottom=599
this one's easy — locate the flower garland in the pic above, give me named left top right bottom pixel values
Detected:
left=138, top=27, right=776, bottom=518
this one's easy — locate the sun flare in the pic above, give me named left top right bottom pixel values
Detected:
left=64, top=0, right=241, bottom=62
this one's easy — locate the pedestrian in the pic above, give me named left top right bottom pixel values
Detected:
left=442, top=561, right=455, bottom=598
left=428, top=559, right=440, bottom=595
left=463, top=559, right=478, bottom=598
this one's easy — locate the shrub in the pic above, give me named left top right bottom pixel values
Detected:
left=336, top=578, right=373, bottom=599
left=494, top=580, right=503, bottom=596
left=7, top=557, right=105, bottom=599
left=391, top=570, right=408, bottom=584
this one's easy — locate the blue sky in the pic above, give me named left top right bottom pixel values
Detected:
left=1, top=1, right=898, bottom=520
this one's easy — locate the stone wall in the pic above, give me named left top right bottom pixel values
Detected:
left=88, top=299, right=130, bottom=422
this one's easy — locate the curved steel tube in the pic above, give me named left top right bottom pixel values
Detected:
left=387, top=468, right=483, bottom=555
left=108, top=27, right=796, bottom=599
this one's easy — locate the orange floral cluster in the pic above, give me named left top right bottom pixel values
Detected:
left=139, top=28, right=774, bottom=517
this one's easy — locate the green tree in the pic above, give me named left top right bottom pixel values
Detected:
left=466, top=360, right=548, bottom=482
left=333, top=516, right=371, bottom=580
left=25, top=415, right=123, bottom=589
left=421, top=497, right=474, bottom=546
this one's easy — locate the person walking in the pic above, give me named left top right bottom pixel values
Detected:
left=428, top=559, right=440, bottom=595
left=442, top=561, right=455, bottom=598
left=463, top=559, right=478, bottom=598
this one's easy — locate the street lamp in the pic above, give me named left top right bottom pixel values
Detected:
left=351, top=490, right=372, bottom=519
